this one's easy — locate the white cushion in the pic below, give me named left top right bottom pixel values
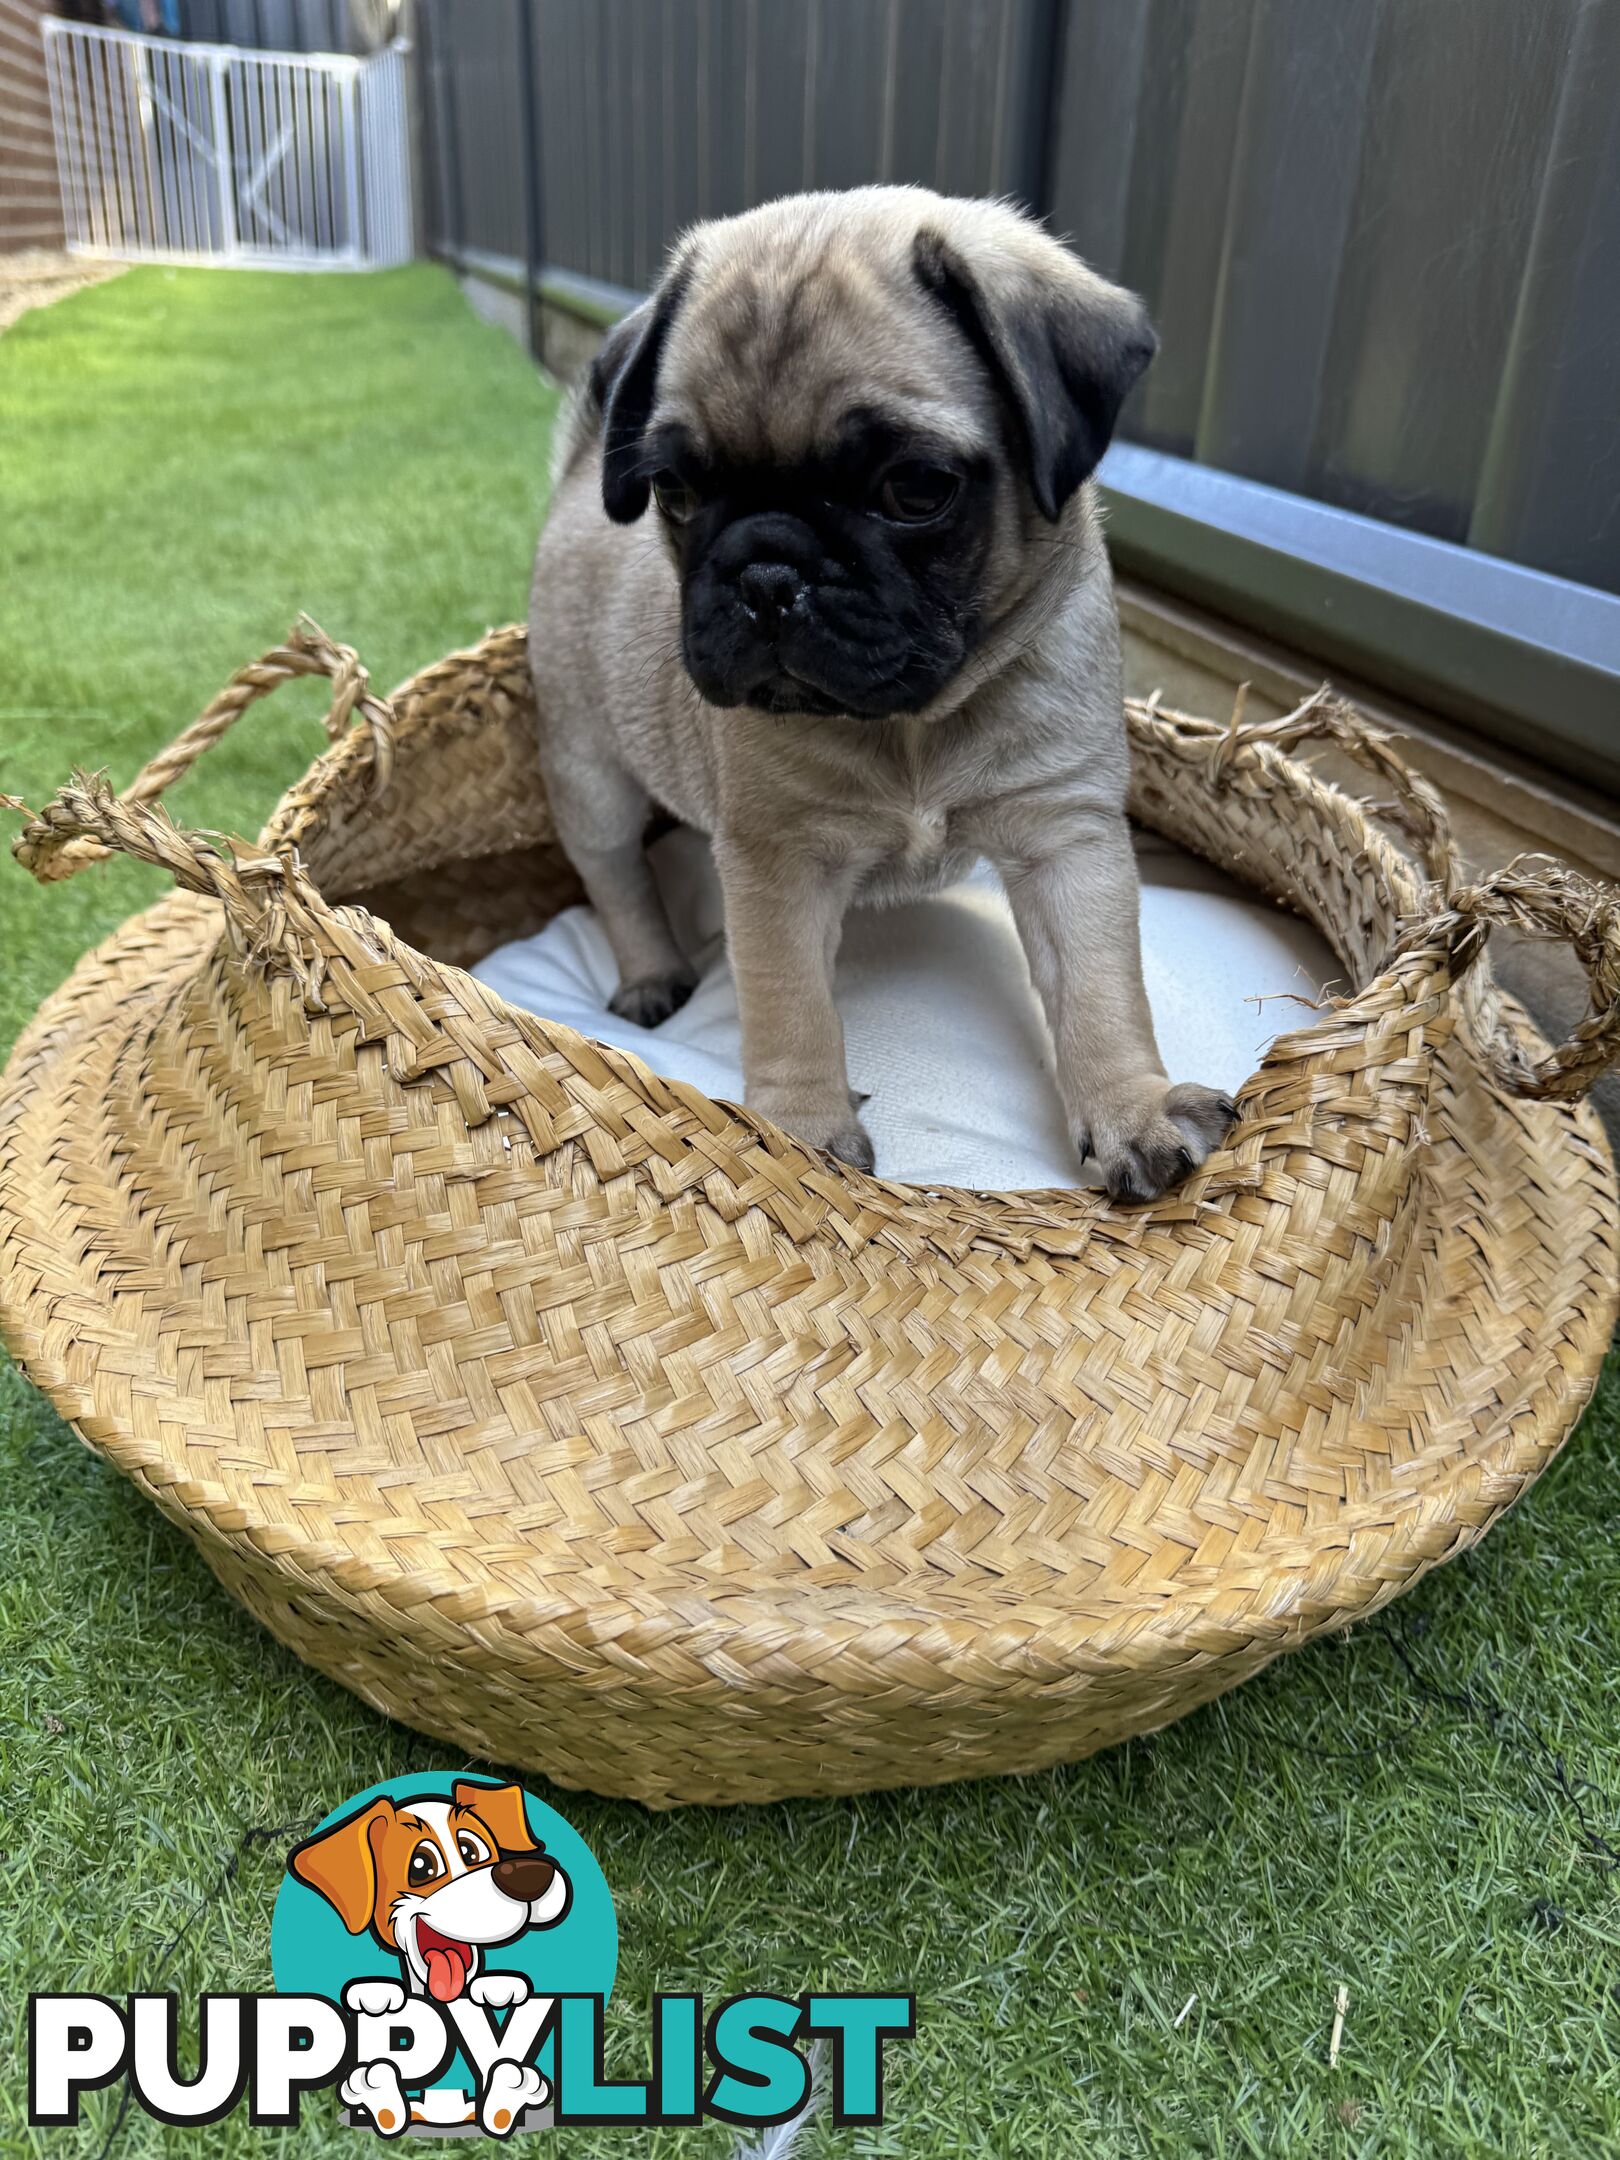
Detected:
left=472, top=828, right=1338, bottom=1191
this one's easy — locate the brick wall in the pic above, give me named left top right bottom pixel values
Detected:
left=0, top=0, right=66, bottom=253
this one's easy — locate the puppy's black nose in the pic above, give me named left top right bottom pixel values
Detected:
left=492, top=1852, right=556, bottom=1902
left=738, top=561, right=802, bottom=631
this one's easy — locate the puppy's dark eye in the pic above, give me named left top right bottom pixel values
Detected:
left=456, top=1830, right=490, bottom=1867
left=875, top=462, right=960, bottom=523
left=651, top=471, right=701, bottom=524
left=408, top=1841, right=442, bottom=1885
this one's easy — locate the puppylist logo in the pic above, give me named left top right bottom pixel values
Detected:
left=28, top=1773, right=914, bottom=2138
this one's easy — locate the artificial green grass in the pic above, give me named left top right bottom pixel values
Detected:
left=3, top=265, right=1620, bottom=2159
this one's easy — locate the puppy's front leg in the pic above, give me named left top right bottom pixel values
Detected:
left=717, top=843, right=872, bottom=1172
left=998, top=817, right=1236, bottom=1200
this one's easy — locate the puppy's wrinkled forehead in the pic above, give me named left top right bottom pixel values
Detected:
left=656, top=224, right=987, bottom=464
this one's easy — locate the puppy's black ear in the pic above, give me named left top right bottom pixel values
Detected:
left=914, top=229, right=1156, bottom=522
left=593, top=264, right=691, bottom=524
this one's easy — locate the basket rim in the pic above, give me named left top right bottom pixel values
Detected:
left=242, top=627, right=1468, bottom=1262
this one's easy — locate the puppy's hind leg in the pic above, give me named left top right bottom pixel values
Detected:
left=540, top=748, right=697, bottom=1027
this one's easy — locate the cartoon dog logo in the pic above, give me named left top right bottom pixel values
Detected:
left=289, top=1782, right=571, bottom=2134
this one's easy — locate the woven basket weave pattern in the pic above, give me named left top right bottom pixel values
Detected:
left=2, top=624, right=1615, bottom=1806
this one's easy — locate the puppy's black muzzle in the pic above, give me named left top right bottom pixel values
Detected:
left=682, top=510, right=925, bottom=719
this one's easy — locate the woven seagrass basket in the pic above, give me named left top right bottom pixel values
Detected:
left=4, top=622, right=1618, bottom=1807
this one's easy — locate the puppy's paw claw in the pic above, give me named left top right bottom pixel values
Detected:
left=1084, top=1080, right=1239, bottom=1202
left=608, top=969, right=697, bottom=1028
left=1164, top=1081, right=1242, bottom=1154
left=756, top=1097, right=876, bottom=1174
left=825, top=1123, right=876, bottom=1174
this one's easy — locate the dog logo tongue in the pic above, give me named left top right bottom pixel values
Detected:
left=418, top=1924, right=473, bottom=2003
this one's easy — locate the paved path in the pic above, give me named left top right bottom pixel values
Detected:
left=0, top=250, right=123, bottom=335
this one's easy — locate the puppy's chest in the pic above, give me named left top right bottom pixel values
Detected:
left=857, top=821, right=974, bottom=905
left=850, top=744, right=984, bottom=900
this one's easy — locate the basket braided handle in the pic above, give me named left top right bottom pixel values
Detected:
left=1197, top=682, right=1460, bottom=887
left=8, top=617, right=394, bottom=884
left=1247, top=692, right=1620, bottom=1100
left=1190, top=683, right=1619, bottom=1102
left=1395, top=860, right=1620, bottom=1101
left=6, top=620, right=394, bottom=1000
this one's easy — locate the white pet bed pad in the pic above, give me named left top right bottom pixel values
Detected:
left=473, top=827, right=1337, bottom=1191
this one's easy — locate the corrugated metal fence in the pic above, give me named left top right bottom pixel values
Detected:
left=417, top=0, right=1064, bottom=291
left=178, top=0, right=355, bottom=53
left=412, top=0, right=1620, bottom=607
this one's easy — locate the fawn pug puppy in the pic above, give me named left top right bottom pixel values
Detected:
left=528, top=186, right=1235, bottom=1197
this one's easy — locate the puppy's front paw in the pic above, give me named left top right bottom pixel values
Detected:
left=608, top=967, right=697, bottom=1027
left=1079, top=1079, right=1238, bottom=1203
left=753, top=1092, right=876, bottom=1174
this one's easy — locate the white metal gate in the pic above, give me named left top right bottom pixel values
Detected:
left=42, top=20, right=411, bottom=271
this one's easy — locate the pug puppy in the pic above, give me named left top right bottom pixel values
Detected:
left=528, top=185, right=1235, bottom=1197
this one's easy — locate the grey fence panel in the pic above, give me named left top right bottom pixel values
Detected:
left=594, top=1, right=625, bottom=278
left=417, top=0, right=461, bottom=254
left=934, top=0, right=1009, bottom=198
left=586, top=0, right=618, bottom=277
left=1053, top=0, right=1619, bottom=599
left=538, top=0, right=589, bottom=277
left=622, top=0, right=660, bottom=284
left=658, top=0, right=707, bottom=248
left=1304, top=0, right=1571, bottom=548
left=431, top=0, right=1053, bottom=293
left=806, top=0, right=888, bottom=194
left=446, top=0, right=526, bottom=263
left=878, top=0, right=936, bottom=184
left=747, top=0, right=814, bottom=206
left=1468, top=3, right=1620, bottom=593
left=708, top=0, right=751, bottom=216
left=1109, top=0, right=1259, bottom=455
left=1190, top=0, right=1378, bottom=498
left=181, top=0, right=352, bottom=52
left=414, top=0, right=1619, bottom=607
